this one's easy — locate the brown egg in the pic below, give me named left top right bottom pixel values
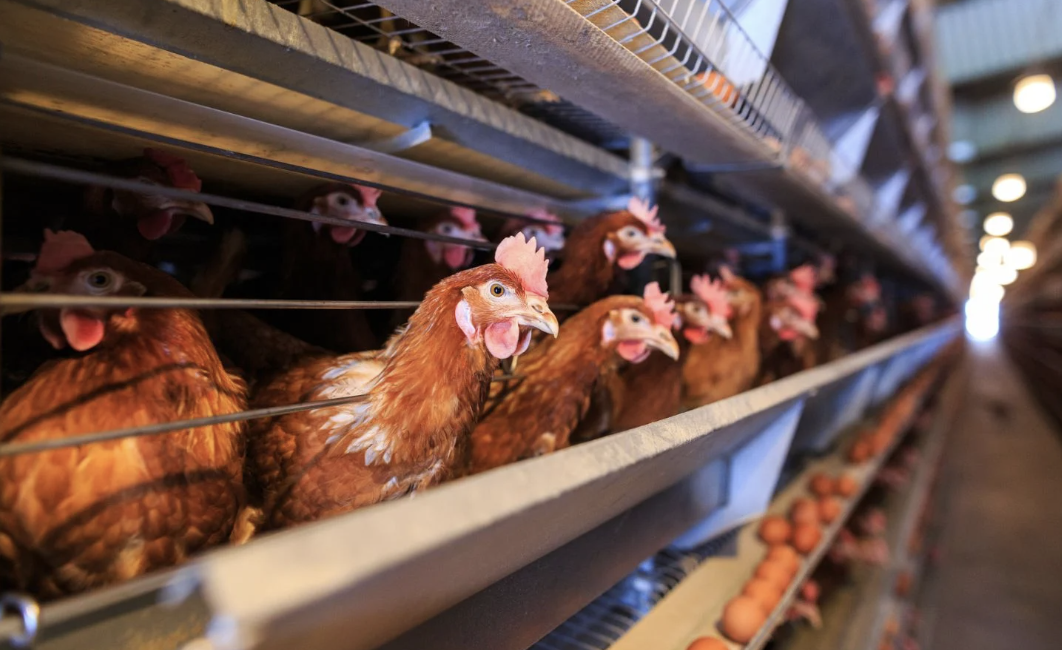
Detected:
left=721, top=595, right=767, bottom=643
left=792, top=522, right=822, bottom=554
left=766, top=544, right=801, bottom=571
left=848, top=439, right=872, bottom=464
left=758, top=515, right=792, bottom=545
left=809, top=473, right=835, bottom=497
left=790, top=498, right=820, bottom=525
left=836, top=474, right=858, bottom=497
left=754, top=558, right=793, bottom=587
left=686, top=638, right=728, bottom=650
left=818, top=497, right=842, bottom=524
left=743, top=577, right=784, bottom=612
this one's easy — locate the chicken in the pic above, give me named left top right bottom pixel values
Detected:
left=76, top=148, right=214, bottom=259
left=610, top=277, right=733, bottom=432
left=497, top=209, right=567, bottom=263
left=0, top=231, right=249, bottom=598
left=546, top=197, right=676, bottom=312
left=392, top=206, right=485, bottom=327
left=758, top=265, right=822, bottom=384
left=818, top=272, right=888, bottom=361
left=682, top=266, right=764, bottom=408
left=468, top=282, right=680, bottom=474
left=248, top=234, right=558, bottom=527
left=269, top=183, right=386, bottom=352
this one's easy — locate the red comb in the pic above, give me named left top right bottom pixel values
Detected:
left=353, top=184, right=383, bottom=208
left=450, top=206, right=479, bottom=230
left=789, top=265, right=817, bottom=293
left=690, top=274, right=732, bottom=318
left=495, top=233, right=549, bottom=297
left=643, top=282, right=677, bottom=328
left=526, top=208, right=564, bottom=236
left=34, top=229, right=95, bottom=275
left=143, top=148, right=202, bottom=192
left=627, top=197, right=665, bottom=235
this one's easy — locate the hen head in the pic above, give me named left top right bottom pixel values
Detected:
left=499, top=209, right=566, bottom=260
left=681, top=274, right=733, bottom=343
left=598, top=198, right=676, bottom=270
left=449, top=233, right=559, bottom=359
left=597, top=284, right=680, bottom=363
left=718, top=265, right=762, bottom=317
left=425, top=206, right=486, bottom=271
left=768, top=290, right=821, bottom=342
left=85, top=148, right=214, bottom=241
left=301, top=183, right=386, bottom=246
left=22, top=230, right=185, bottom=352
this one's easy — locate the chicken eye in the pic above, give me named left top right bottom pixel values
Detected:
left=334, top=194, right=351, bottom=207
left=630, top=312, right=643, bottom=324
left=623, top=227, right=640, bottom=238
left=86, top=270, right=115, bottom=291
left=488, top=282, right=507, bottom=298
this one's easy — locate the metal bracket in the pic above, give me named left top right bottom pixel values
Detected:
left=352, top=121, right=433, bottom=155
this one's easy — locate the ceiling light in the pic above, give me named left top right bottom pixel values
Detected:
left=948, top=141, right=977, bottom=163
left=990, top=266, right=1019, bottom=285
left=983, top=212, right=1014, bottom=236
left=982, top=237, right=1010, bottom=257
left=992, top=174, right=1027, bottom=202
left=969, top=274, right=1005, bottom=303
left=953, top=184, right=977, bottom=204
left=1006, top=241, right=1037, bottom=270
left=977, top=250, right=1004, bottom=268
left=1014, top=74, right=1056, bottom=114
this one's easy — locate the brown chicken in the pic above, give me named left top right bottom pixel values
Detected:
left=76, top=148, right=214, bottom=258
left=271, top=183, right=386, bottom=352
left=392, top=206, right=486, bottom=327
left=682, top=267, right=764, bottom=408
left=0, top=231, right=250, bottom=598
left=546, top=197, right=676, bottom=311
left=468, top=282, right=680, bottom=474
left=758, top=265, right=822, bottom=384
left=248, top=234, right=559, bottom=527
left=818, top=273, right=888, bottom=361
left=610, top=277, right=733, bottom=432
left=496, top=209, right=567, bottom=262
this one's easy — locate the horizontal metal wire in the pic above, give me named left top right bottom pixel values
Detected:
left=0, top=371, right=526, bottom=457
left=0, top=158, right=565, bottom=248
left=0, top=294, right=582, bottom=313
left=0, top=394, right=368, bottom=458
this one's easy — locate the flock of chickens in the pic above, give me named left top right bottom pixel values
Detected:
left=0, top=150, right=933, bottom=601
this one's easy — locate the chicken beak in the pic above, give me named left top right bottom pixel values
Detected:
left=792, top=316, right=820, bottom=340
left=709, top=313, right=733, bottom=339
left=517, top=294, right=559, bottom=338
left=644, top=233, right=677, bottom=259
left=647, top=324, right=681, bottom=360
left=183, top=201, right=215, bottom=225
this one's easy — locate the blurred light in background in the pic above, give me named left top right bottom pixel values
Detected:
left=992, top=173, right=1027, bottom=202
left=983, top=212, right=1014, bottom=236
left=979, top=235, right=1004, bottom=251
left=988, top=266, right=1019, bottom=286
left=965, top=297, right=1000, bottom=341
left=953, top=184, right=977, bottom=204
left=948, top=140, right=977, bottom=163
left=1014, top=74, right=1057, bottom=114
left=1006, top=241, right=1038, bottom=270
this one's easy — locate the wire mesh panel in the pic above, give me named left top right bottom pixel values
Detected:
left=531, top=531, right=738, bottom=650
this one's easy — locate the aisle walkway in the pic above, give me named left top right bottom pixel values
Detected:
left=922, top=340, right=1062, bottom=650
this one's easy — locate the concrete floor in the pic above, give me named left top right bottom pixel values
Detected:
left=922, top=340, right=1062, bottom=650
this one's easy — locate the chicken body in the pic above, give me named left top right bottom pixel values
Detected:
left=682, top=274, right=763, bottom=408
left=469, top=295, right=679, bottom=474
left=249, top=262, right=558, bottom=527
left=0, top=250, right=247, bottom=598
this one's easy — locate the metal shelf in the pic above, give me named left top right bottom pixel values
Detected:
left=0, top=322, right=959, bottom=650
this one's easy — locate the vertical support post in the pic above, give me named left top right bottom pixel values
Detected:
left=629, top=137, right=657, bottom=204
left=769, top=209, right=788, bottom=273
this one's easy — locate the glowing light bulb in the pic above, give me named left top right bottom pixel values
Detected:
left=1006, top=241, right=1037, bottom=270
left=992, top=174, right=1026, bottom=202
left=982, top=237, right=1010, bottom=257
left=1014, top=74, right=1056, bottom=114
left=983, top=212, right=1014, bottom=236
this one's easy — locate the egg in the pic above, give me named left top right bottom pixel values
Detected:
left=790, top=497, right=820, bottom=525
left=743, top=578, right=784, bottom=612
left=792, top=522, right=822, bottom=554
left=721, top=595, right=767, bottom=643
left=758, top=515, right=792, bottom=545
left=809, top=473, right=835, bottom=497
left=848, top=439, right=872, bottom=463
left=836, top=474, right=858, bottom=497
left=766, top=544, right=801, bottom=571
left=818, top=497, right=842, bottom=523
left=754, top=558, right=793, bottom=587
left=686, top=638, right=728, bottom=650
